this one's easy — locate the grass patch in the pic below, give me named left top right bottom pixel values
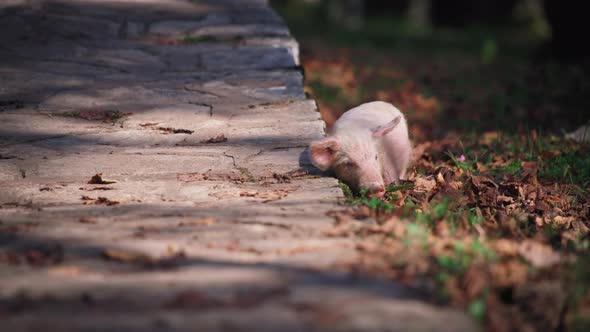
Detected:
left=540, top=149, right=590, bottom=186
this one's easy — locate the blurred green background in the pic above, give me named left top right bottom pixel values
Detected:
left=270, top=0, right=589, bottom=141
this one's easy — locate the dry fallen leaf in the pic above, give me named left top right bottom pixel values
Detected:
left=78, top=217, right=98, bottom=224
left=177, top=172, right=208, bottom=182
left=492, top=239, right=519, bottom=256
left=102, top=248, right=151, bottom=263
left=553, top=215, right=574, bottom=229
left=240, top=186, right=299, bottom=203
left=177, top=217, right=217, bottom=227
left=413, top=177, right=436, bottom=192
left=518, top=240, right=560, bottom=268
left=155, top=127, right=194, bottom=135
left=201, top=134, right=228, bottom=143
left=47, top=265, right=82, bottom=277
left=81, top=196, right=120, bottom=206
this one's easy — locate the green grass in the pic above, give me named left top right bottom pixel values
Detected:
left=271, top=1, right=540, bottom=57
left=540, top=150, right=590, bottom=186
left=338, top=181, right=354, bottom=200
left=468, top=297, right=487, bottom=323
left=339, top=182, right=395, bottom=212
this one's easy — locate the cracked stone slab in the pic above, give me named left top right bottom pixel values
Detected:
left=0, top=1, right=478, bottom=331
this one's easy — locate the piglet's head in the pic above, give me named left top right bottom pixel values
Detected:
left=309, top=116, right=401, bottom=198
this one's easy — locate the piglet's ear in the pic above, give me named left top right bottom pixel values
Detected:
left=309, top=137, right=340, bottom=171
left=371, top=115, right=401, bottom=138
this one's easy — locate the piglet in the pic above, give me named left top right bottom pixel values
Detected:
left=309, top=101, right=411, bottom=198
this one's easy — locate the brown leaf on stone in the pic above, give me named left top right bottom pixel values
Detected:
left=88, top=173, right=117, bottom=184
left=324, top=212, right=354, bottom=237
left=102, top=248, right=151, bottom=264
left=356, top=240, right=380, bottom=253
left=177, top=172, right=208, bottom=182
left=156, top=127, right=194, bottom=135
left=240, top=186, right=299, bottom=203
left=81, top=196, right=120, bottom=206
left=78, top=217, right=98, bottom=224
left=79, top=186, right=114, bottom=191
left=208, top=191, right=240, bottom=199
left=354, top=205, right=373, bottom=219
left=47, top=265, right=82, bottom=277
left=201, top=134, right=227, bottom=143
left=177, top=217, right=217, bottom=227
left=240, top=190, right=259, bottom=197
left=0, top=245, right=64, bottom=266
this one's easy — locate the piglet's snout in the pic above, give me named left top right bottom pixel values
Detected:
left=366, top=183, right=385, bottom=198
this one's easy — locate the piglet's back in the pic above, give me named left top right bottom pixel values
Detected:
left=333, top=101, right=402, bottom=134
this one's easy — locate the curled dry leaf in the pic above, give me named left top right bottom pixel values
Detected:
left=518, top=240, right=560, bottom=268
left=553, top=215, right=574, bottom=229
left=139, top=122, right=159, bottom=127
left=413, top=177, right=436, bottom=193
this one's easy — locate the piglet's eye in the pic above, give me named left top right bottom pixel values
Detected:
left=374, top=156, right=378, bottom=160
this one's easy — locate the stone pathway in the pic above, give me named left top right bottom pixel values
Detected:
left=0, top=1, right=477, bottom=331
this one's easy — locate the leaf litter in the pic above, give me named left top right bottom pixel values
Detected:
left=294, top=30, right=590, bottom=332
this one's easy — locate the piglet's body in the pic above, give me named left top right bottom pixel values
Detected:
left=310, top=101, right=411, bottom=197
